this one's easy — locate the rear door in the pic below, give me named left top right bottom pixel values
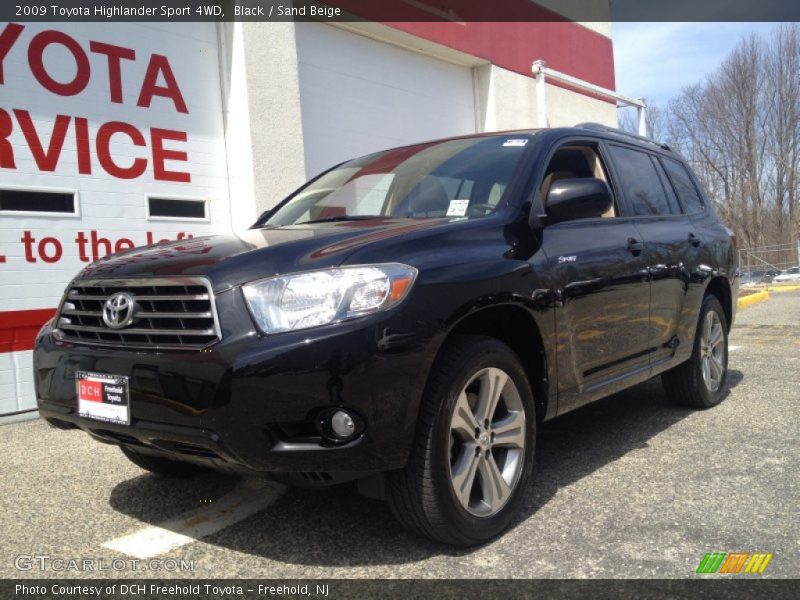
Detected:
left=605, top=144, right=699, bottom=370
left=662, top=156, right=737, bottom=343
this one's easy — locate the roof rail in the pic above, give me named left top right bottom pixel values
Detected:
left=575, top=122, right=671, bottom=151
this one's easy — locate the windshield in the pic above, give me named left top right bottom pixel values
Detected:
left=257, top=136, right=531, bottom=227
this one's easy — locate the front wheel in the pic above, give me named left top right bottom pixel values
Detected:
left=387, top=335, right=536, bottom=546
left=662, top=294, right=729, bottom=409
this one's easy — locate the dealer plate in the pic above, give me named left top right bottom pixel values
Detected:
left=75, top=371, right=130, bottom=426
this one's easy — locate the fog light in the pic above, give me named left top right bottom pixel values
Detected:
left=316, top=407, right=363, bottom=444
left=331, top=410, right=356, bottom=438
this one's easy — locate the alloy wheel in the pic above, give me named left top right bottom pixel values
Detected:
left=700, top=311, right=726, bottom=392
left=448, top=367, right=526, bottom=517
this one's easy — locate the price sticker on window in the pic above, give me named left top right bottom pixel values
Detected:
left=446, top=199, right=470, bottom=217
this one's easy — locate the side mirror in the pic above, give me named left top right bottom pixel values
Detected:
left=545, top=178, right=613, bottom=222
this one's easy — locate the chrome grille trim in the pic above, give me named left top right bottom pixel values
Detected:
left=58, top=324, right=217, bottom=336
left=53, top=277, right=221, bottom=350
left=67, top=293, right=210, bottom=301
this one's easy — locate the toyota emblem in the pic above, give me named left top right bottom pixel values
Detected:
left=102, top=292, right=136, bottom=329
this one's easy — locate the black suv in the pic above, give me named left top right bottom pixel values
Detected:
left=34, top=125, right=738, bottom=546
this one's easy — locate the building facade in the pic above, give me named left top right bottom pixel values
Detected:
left=0, top=18, right=616, bottom=415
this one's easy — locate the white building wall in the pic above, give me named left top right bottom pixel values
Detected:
left=475, top=64, right=617, bottom=132
left=240, top=22, right=308, bottom=217
left=217, top=23, right=258, bottom=232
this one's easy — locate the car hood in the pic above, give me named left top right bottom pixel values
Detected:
left=74, top=218, right=451, bottom=292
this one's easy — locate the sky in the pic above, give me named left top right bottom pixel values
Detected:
left=612, top=22, right=780, bottom=108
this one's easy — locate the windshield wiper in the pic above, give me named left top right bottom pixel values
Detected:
left=294, top=215, right=387, bottom=225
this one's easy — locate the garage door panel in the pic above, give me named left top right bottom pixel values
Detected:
left=299, top=81, right=470, bottom=140
left=296, top=23, right=476, bottom=177
left=300, top=65, right=474, bottom=126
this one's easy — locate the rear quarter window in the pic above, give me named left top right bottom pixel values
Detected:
left=661, top=158, right=706, bottom=214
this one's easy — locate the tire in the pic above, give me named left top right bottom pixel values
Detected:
left=120, top=446, right=207, bottom=477
left=387, top=335, right=536, bottom=546
left=662, top=294, right=729, bottom=409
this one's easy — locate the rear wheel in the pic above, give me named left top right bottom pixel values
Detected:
left=120, top=446, right=206, bottom=477
left=387, top=335, right=536, bottom=546
left=662, top=294, right=729, bottom=409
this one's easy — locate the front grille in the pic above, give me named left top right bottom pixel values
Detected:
left=54, top=277, right=220, bottom=350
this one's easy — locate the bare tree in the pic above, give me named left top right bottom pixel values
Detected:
left=618, top=104, right=665, bottom=141
left=620, top=24, right=800, bottom=253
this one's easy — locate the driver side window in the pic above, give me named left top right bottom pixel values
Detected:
left=540, top=144, right=616, bottom=218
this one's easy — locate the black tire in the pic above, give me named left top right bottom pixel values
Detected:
left=387, top=335, right=536, bottom=546
left=662, top=294, right=729, bottom=409
left=120, top=446, right=206, bottom=477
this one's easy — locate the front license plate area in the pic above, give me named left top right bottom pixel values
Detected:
left=76, top=371, right=130, bottom=426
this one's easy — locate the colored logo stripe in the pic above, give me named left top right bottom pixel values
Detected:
left=697, top=552, right=773, bottom=574
left=697, top=553, right=726, bottom=573
left=745, top=553, right=773, bottom=574
left=720, top=553, right=749, bottom=573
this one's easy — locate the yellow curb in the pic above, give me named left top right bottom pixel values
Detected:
left=767, top=284, right=800, bottom=293
left=738, top=290, right=769, bottom=310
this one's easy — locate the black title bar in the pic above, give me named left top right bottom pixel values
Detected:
left=2, top=0, right=800, bottom=23
left=4, top=579, right=800, bottom=600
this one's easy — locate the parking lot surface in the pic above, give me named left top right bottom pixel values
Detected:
left=2, top=292, right=798, bottom=579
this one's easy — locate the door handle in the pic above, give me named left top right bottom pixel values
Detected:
left=627, top=237, right=644, bottom=255
left=688, top=232, right=702, bottom=247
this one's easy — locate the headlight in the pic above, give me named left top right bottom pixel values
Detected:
left=242, top=263, right=418, bottom=334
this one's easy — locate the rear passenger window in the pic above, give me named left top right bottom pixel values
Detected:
left=661, top=158, right=705, bottom=214
left=608, top=145, right=678, bottom=216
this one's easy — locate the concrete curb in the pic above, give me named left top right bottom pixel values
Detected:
left=738, top=290, right=769, bottom=310
left=0, top=410, right=38, bottom=426
left=768, top=284, right=800, bottom=293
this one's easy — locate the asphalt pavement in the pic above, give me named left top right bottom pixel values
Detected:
left=1, top=292, right=798, bottom=579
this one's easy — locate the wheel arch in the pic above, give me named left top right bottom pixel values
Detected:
left=438, top=303, right=552, bottom=422
left=704, top=276, right=733, bottom=331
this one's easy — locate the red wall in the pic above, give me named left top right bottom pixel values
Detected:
left=328, top=0, right=615, bottom=92
left=385, top=21, right=615, bottom=92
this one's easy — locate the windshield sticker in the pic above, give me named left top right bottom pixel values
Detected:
left=446, top=199, right=470, bottom=217
left=503, top=139, right=528, bottom=147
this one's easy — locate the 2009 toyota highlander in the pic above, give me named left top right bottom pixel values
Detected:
left=34, top=125, right=738, bottom=546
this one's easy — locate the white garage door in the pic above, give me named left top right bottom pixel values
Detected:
left=295, top=24, right=477, bottom=177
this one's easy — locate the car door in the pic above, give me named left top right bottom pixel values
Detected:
left=659, top=156, right=721, bottom=360
left=605, top=144, right=698, bottom=370
left=532, top=140, right=651, bottom=415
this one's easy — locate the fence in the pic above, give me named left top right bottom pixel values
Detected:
left=738, top=241, right=799, bottom=283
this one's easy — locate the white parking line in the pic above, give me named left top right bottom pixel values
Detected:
left=102, top=479, right=286, bottom=559
left=729, top=346, right=741, bottom=352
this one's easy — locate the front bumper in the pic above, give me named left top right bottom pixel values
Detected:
left=34, top=287, right=439, bottom=476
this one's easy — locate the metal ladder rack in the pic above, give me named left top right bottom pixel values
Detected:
left=532, top=59, right=649, bottom=138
